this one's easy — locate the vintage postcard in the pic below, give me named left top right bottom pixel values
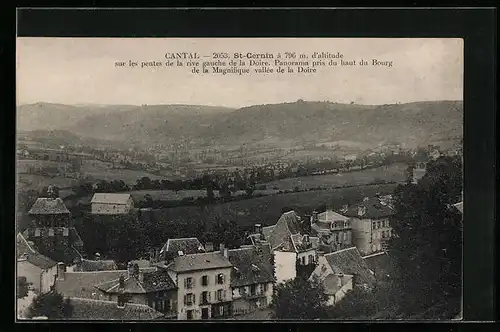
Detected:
left=16, top=37, right=463, bottom=321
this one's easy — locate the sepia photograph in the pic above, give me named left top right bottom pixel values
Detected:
left=16, top=37, right=463, bottom=321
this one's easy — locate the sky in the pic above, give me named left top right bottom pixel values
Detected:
left=16, top=38, right=463, bottom=108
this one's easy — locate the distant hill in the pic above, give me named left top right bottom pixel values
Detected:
left=17, top=100, right=463, bottom=149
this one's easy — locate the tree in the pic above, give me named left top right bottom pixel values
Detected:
left=245, top=183, right=255, bottom=197
left=202, top=174, right=215, bottom=202
left=389, top=155, right=462, bottom=316
left=25, top=291, right=73, bottom=319
left=271, top=277, right=329, bottom=319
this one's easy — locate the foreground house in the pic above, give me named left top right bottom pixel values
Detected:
left=342, top=196, right=394, bottom=255
left=94, top=263, right=178, bottom=319
left=311, top=209, right=353, bottom=253
left=157, top=249, right=233, bottom=320
left=54, top=261, right=177, bottom=319
left=17, top=233, right=57, bottom=294
left=310, top=247, right=376, bottom=291
left=90, top=193, right=134, bottom=215
left=226, top=244, right=274, bottom=316
left=265, top=211, right=318, bottom=283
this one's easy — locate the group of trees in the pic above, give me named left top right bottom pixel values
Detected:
left=74, top=212, right=245, bottom=264
left=24, top=291, right=73, bottom=319
left=271, top=155, right=462, bottom=319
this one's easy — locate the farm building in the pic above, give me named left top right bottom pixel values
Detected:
left=91, top=193, right=134, bottom=215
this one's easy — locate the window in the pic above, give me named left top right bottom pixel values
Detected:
left=201, top=291, right=210, bottom=304
left=372, top=222, right=377, bottom=229
left=263, top=283, right=268, bottom=292
left=217, top=274, right=224, bottom=285
left=184, top=293, right=195, bottom=306
left=186, top=310, right=194, bottom=320
left=185, top=277, right=194, bottom=289
left=217, top=289, right=224, bottom=301
left=301, top=256, right=306, bottom=265
left=377, top=221, right=381, bottom=229
left=201, top=275, right=208, bottom=286
left=117, top=294, right=126, bottom=307
left=34, top=228, right=40, bottom=237
left=308, top=254, right=314, bottom=264
left=250, top=284, right=256, bottom=296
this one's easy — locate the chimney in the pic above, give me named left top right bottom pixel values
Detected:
left=118, top=275, right=125, bottom=289
left=138, top=271, right=144, bottom=283
left=127, top=262, right=134, bottom=278
left=254, top=223, right=262, bottom=235
left=219, top=243, right=225, bottom=253
left=224, top=247, right=229, bottom=258
left=358, top=206, right=366, bottom=217
left=312, top=210, right=319, bottom=223
left=56, top=262, right=66, bottom=281
left=205, top=242, right=214, bottom=252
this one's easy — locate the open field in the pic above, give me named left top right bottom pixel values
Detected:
left=129, top=189, right=279, bottom=202
left=17, top=159, right=72, bottom=173
left=261, top=163, right=407, bottom=190
left=148, top=183, right=399, bottom=232
left=17, top=174, right=78, bottom=191
left=80, top=168, right=164, bottom=185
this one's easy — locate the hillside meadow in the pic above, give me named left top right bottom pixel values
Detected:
left=262, top=163, right=407, bottom=190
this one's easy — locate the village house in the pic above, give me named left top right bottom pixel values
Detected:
left=22, top=187, right=84, bottom=263
left=16, top=232, right=58, bottom=294
left=54, top=261, right=177, bottom=319
left=341, top=196, right=395, bottom=256
left=156, top=248, right=233, bottom=320
left=263, top=211, right=319, bottom=284
left=225, top=244, right=275, bottom=316
left=90, top=193, right=134, bottom=215
left=309, top=247, right=376, bottom=304
left=310, top=209, right=353, bottom=253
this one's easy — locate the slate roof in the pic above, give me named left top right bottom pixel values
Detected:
left=261, top=225, right=276, bottom=240
left=91, top=193, right=132, bottom=205
left=323, top=274, right=353, bottom=295
left=55, top=271, right=126, bottom=299
left=160, top=237, right=206, bottom=256
left=18, top=251, right=57, bottom=270
left=95, top=270, right=176, bottom=294
left=324, top=247, right=376, bottom=287
left=342, top=197, right=394, bottom=219
left=227, top=245, right=274, bottom=288
left=69, top=297, right=164, bottom=320
left=28, top=198, right=70, bottom=215
left=318, top=210, right=350, bottom=223
left=267, top=211, right=303, bottom=250
left=166, top=251, right=232, bottom=273
left=74, top=259, right=118, bottom=272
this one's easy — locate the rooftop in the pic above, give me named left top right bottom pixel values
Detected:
left=160, top=237, right=205, bottom=257
left=453, top=201, right=463, bottom=214
left=69, top=297, right=164, bottom=320
left=55, top=270, right=127, bottom=299
left=342, top=197, right=394, bottom=219
left=165, top=251, right=232, bottom=273
left=74, top=259, right=118, bottom=272
left=323, top=274, right=353, bottom=295
left=226, top=245, right=274, bottom=288
left=28, top=198, right=70, bottom=215
left=267, top=210, right=303, bottom=250
left=17, top=251, right=57, bottom=270
left=91, top=193, right=132, bottom=205
left=318, top=210, right=350, bottom=223
left=16, top=232, right=37, bottom=258
left=324, top=247, right=376, bottom=287
left=95, top=270, right=176, bottom=294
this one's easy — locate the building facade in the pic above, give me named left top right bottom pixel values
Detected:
left=311, top=209, right=353, bottom=253
left=161, top=251, right=233, bottom=320
left=91, top=193, right=134, bottom=215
